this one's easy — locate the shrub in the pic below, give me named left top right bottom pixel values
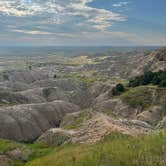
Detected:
left=42, top=88, right=51, bottom=98
left=112, top=83, right=125, bottom=96
left=159, top=80, right=166, bottom=87
left=53, top=74, right=57, bottom=79
left=152, top=75, right=160, bottom=85
left=129, top=70, right=166, bottom=87
left=3, top=74, right=9, bottom=81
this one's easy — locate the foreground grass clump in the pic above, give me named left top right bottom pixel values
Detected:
left=0, top=139, right=24, bottom=153
left=26, top=131, right=166, bottom=166
left=0, top=139, right=54, bottom=165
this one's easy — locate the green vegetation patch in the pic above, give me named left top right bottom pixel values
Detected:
left=26, top=131, right=166, bottom=166
left=0, top=139, right=54, bottom=165
left=27, top=142, right=54, bottom=161
left=1, top=130, right=166, bottom=166
left=62, top=110, right=93, bottom=129
left=111, top=83, right=125, bottom=96
left=0, top=139, right=24, bottom=153
left=67, top=56, right=95, bottom=65
left=120, top=86, right=154, bottom=109
left=129, top=70, right=166, bottom=87
left=61, top=73, right=95, bottom=86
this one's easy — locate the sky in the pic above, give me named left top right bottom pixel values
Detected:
left=0, top=0, right=166, bottom=46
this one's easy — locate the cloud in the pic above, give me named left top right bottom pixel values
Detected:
left=0, top=0, right=126, bottom=33
left=112, top=1, right=129, bottom=7
left=11, top=29, right=53, bottom=35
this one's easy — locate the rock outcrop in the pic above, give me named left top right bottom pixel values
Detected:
left=137, top=106, right=162, bottom=126
left=37, top=128, right=75, bottom=146
left=1, top=70, right=48, bottom=84
left=71, top=113, right=152, bottom=144
left=131, top=49, right=166, bottom=76
left=0, top=101, right=79, bottom=141
left=6, top=148, right=32, bottom=162
left=0, top=155, right=11, bottom=166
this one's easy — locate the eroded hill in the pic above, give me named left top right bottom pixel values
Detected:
left=0, top=47, right=166, bottom=165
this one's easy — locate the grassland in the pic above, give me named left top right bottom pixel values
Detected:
left=1, top=130, right=166, bottom=166
left=26, top=131, right=166, bottom=166
left=120, top=85, right=166, bottom=114
left=0, top=139, right=54, bottom=166
left=120, top=86, right=155, bottom=109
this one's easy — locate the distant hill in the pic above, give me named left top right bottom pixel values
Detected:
left=131, top=48, right=166, bottom=76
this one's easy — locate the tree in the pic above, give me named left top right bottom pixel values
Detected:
left=159, top=80, right=166, bottom=87
left=141, top=71, right=154, bottom=85
left=3, top=74, right=9, bottom=81
left=112, top=83, right=125, bottom=96
left=128, top=70, right=166, bottom=87
left=152, top=75, right=160, bottom=85
left=116, top=83, right=125, bottom=92
left=53, top=74, right=57, bottom=79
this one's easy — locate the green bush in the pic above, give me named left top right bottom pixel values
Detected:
left=129, top=70, right=166, bottom=87
left=112, top=83, right=125, bottom=96
left=159, top=80, right=166, bottom=87
left=152, top=75, right=161, bottom=85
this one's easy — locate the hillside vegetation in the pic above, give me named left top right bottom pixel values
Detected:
left=26, top=131, right=166, bottom=166
left=129, top=70, right=166, bottom=87
left=0, top=130, right=166, bottom=166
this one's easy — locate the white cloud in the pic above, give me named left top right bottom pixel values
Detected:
left=112, top=1, right=129, bottom=7
left=11, top=29, right=53, bottom=35
left=0, top=0, right=126, bottom=32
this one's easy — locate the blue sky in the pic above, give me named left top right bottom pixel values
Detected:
left=0, top=0, right=166, bottom=46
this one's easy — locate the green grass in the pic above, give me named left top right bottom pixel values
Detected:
left=26, top=131, right=166, bottom=166
left=0, top=139, right=54, bottom=166
left=0, top=139, right=24, bottom=153
left=120, top=86, right=155, bottom=110
left=1, top=131, right=166, bottom=166
left=62, top=110, right=93, bottom=129
left=27, top=143, right=54, bottom=160
left=67, top=56, right=95, bottom=65
left=0, top=139, right=26, bottom=166
left=111, top=77, right=128, bottom=85
left=120, top=86, right=166, bottom=115
left=60, top=72, right=95, bottom=86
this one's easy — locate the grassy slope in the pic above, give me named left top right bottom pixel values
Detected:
left=120, top=86, right=155, bottom=109
left=120, top=86, right=166, bottom=111
left=0, top=139, right=54, bottom=166
left=26, top=131, right=166, bottom=166
left=61, top=110, right=93, bottom=129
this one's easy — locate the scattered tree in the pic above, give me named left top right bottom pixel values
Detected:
left=112, top=83, right=125, bottom=96
left=159, top=80, right=166, bottom=87
left=53, top=74, right=57, bottom=79
left=129, top=70, right=166, bottom=87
